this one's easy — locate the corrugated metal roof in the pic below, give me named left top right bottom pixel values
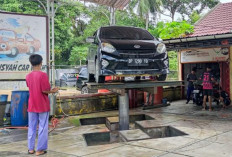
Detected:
left=189, top=2, right=232, bottom=37
left=81, top=0, right=130, bottom=9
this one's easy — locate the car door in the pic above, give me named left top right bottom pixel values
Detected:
left=87, top=31, right=99, bottom=74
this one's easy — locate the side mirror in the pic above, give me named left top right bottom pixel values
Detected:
left=158, top=38, right=163, bottom=42
left=86, top=37, right=94, bottom=43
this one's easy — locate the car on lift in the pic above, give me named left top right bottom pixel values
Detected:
left=86, top=26, right=169, bottom=83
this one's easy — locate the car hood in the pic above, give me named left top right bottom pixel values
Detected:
left=101, top=39, right=159, bottom=50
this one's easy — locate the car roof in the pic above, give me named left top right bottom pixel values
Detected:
left=100, top=26, right=146, bottom=31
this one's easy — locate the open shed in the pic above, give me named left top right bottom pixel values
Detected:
left=164, top=2, right=232, bottom=99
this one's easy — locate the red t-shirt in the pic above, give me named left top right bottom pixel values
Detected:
left=26, top=71, right=51, bottom=113
left=202, top=72, right=214, bottom=90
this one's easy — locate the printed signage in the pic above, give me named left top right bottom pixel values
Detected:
left=181, top=48, right=229, bottom=63
left=0, top=12, right=48, bottom=80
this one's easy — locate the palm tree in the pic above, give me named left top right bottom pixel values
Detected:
left=129, top=0, right=162, bottom=30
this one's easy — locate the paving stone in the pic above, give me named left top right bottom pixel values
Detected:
left=106, top=117, right=119, bottom=131
left=84, top=144, right=164, bottom=157
left=119, top=129, right=150, bottom=142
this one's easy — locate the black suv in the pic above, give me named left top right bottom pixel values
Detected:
left=87, top=26, right=169, bottom=83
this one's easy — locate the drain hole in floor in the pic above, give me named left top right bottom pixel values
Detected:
left=144, top=126, right=188, bottom=138
left=83, top=126, right=187, bottom=146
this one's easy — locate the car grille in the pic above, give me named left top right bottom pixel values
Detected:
left=119, top=50, right=155, bottom=59
left=118, top=50, right=164, bottom=59
left=115, top=62, right=161, bottom=70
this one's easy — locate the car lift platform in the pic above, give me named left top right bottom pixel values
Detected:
left=87, top=81, right=183, bottom=130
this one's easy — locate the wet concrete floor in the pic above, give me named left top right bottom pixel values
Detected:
left=1, top=100, right=232, bottom=157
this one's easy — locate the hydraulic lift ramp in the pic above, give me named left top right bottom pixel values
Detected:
left=87, top=81, right=183, bottom=130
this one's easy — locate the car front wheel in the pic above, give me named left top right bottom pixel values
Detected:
left=7, top=47, right=18, bottom=58
left=156, top=74, right=167, bottom=81
left=29, top=46, right=35, bottom=54
left=81, top=86, right=89, bottom=94
left=95, top=59, right=105, bottom=83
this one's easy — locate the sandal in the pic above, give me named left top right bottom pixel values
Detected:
left=36, top=151, right=47, bottom=156
left=28, top=150, right=35, bottom=154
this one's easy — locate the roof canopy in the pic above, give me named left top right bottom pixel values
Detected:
left=81, top=0, right=130, bottom=9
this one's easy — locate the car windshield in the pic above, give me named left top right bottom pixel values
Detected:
left=79, top=67, right=88, bottom=78
left=100, top=27, right=154, bottom=40
left=0, top=30, right=15, bottom=39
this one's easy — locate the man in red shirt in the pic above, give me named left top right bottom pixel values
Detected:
left=200, top=66, right=215, bottom=111
left=26, top=54, right=59, bottom=156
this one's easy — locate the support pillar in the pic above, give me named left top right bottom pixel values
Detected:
left=119, top=91, right=129, bottom=130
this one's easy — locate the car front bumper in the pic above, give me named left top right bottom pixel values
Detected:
left=100, top=54, right=169, bottom=76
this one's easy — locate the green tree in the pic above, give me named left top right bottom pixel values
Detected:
left=69, top=45, right=88, bottom=65
left=129, top=0, right=162, bottom=30
left=149, top=21, right=194, bottom=39
left=161, top=0, right=219, bottom=21
left=189, top=11, right=201, bottom=24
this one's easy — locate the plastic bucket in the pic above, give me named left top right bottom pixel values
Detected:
left=0, top=95, right=8, bottom=102
left=162, top=98, right=168, bottom=105
left=11, top=91, right=29, bottom=126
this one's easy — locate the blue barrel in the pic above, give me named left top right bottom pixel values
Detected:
left=0, top=95, right=8, bottom=102
left=11, top=91, right=29, bottom=126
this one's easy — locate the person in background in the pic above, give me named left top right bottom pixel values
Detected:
left=26, top=54, right=59, bottom=156
left=200, top=66, right=215, bottom=111
left=186, top=67, right=197, bottom=104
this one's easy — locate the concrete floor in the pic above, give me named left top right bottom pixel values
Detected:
left=1, top=100, right=232, bottom=157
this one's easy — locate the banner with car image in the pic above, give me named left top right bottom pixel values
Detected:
left=0, top=12, right=48, bottom=80
left=181, top=48, right=229, bottom=63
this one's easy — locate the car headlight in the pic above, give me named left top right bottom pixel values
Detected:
left=1, top=43, right=6, bottom=49
left=157, top=43, right=166, bottom=54
left=101, top=43, right=116, bottom=53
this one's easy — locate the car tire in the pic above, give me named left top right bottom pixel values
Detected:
left=81, top=85, right=97, bottom=94
left=156, top=74, right=167, bottom=81
left=7, top=47, right=18, bottom=58
left=95, top=59, right=105, bottom=83
left=81, top=86, right=89, bottom=94
left=29, top=46, right=35, bottom=54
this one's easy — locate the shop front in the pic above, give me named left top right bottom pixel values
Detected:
left=180, top=47, right=230, bottom=98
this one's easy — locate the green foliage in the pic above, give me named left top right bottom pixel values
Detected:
left=161, top=0, right=219, bottom=21
left=189, top=11, right=201, bottom=24
left=129, top=0, right=162, bottom=29
left=168, top=51, right=178, bottom=70
left=0, top=0, right=45, bottom=15
left=149, top=21, right=194, bottom=39
left=69, top=45, right=88, bottom=65
left=115, top=10, right=146, bottom=28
